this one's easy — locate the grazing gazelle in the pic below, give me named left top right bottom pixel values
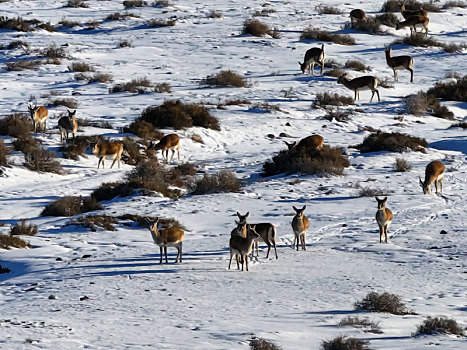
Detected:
left=284, top=134, right=324, bottom=154
left=291, top=206, right=309, bottom=251
left=400, top=3, right=428, bottom=20
left=27, top=104, right=48, bottom=132
left=385, top=46, right=414, bottom=83
left=236, top=212, right=278, bottom=259
left=396, top=15, right=429, bottom=35
left=91, top=140, right=124, bottom=169
left=375, top=197, right=393, bottom=243
left=419, top=160, right=445, bottom=194
left=229, top=223, right=259, bottom=271
left=350, top=9, right=366, bottom=28
left=149, top=134, right=180, bottom=163
left=337, top=73, right=381, bottom=102
left=58, top=108, right=78, bottom=143
left=146, top=217, right=184, bottom=263
left=299, top=44, right=325, bottom=75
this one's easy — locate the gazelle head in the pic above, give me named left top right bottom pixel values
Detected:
left=146, top=217, right=160, bottom=232
left=375, top=197, right=388, bottom=209
left=27, top=103, right=37, bottom=118
left=337, top=73, right=349, bottom=85
left=293, top=205, right=306, bottom=217
left=66, top=108, right=77, bottom=119
left=298, top=61, right=307, bottom=74
left=236, top=212, right=249, bottom=224
left=247, top=224, right=260, bottom=239
left=419, top=177, right=429, bottom=194
left=284, top=141, right=297, bottom=151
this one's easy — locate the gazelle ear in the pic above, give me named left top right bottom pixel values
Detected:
left=235, top=220, right=240, bottom=225
left=293, top=206, right=298, bottom=212
left=302, top=205, right=306, bottom=211
left=245, top=212, right=249, bottom=218
left=419, top=177, right=424, bottom=187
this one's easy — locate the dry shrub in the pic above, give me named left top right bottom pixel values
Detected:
left=12, top=137, right=40, bottom=154
left=105, top=12, right=137, bottom=21
left=50, top=98, right=78, bottom=109
left=349, top=16, right=382, bottom=34
left=263, top=145, right=350, bottom=177
left=0, top=265, right=11, bottom=274
left=415, top=316, right=464, bottom=336
left=242, top=19, right=278, bottom=38
left=345, top=60, right=370, bottom=72
left=248, top=102, right=282, bottom=113
left=220, top=99, right=251, bottom=106
left=357, top=186, right=390, bottom=197
left=406, top=92, right=454, bottom=119
left=118, top=39, right=133, bottom=48
left=0, top=113, right=33, bottom=138
left=91, top=182, right=136, bottom=202
left=450, top=122, right=467, bottom=129
left=208, top=10, right=222, bottom=18
left=394, top=158, right=412, bottom=172
left=124, top=120, right=164, bottom=139
left=382, top=0, right=424, bottom=12
left=378, top=77, right=394, bottom=89
left=0, top=235, right=30, bottom=249
left=193, top=170, right=241, bottom=195
left=249, top=338, right=282, bottom=350
left=422, top=1, right=441, bottom=12
left=323, top=108, right=352, bottom=122
left=120, top=137, right=147, bottom=165
left=6, top=40, right=29, bottom=50
left=58, top=19, right=80, bottom=28
left=355, top=291, right=415, bottom=315
left=0, top=139, right=8, bottom=166
left=37, top=22, right=56, bottom=32
left=357, top=131, right=428, bottom=153
left=338, top=316, right=382, bottom=334
left=148, top=19, right=176, bottom=27
left=444, top=1, right=467, bottom=8
left=376, top=13, right=399, bottom=28
left=43, top=44, right=68, bottom=59
left=6, top=59, right=42, bottom=71
left=111, top=78, right=153, bottom=93
left=65, top=0, right=88, bottom=8
left=59, top=135, right=99, bottom=160
left=203, top=70, right=248, bottom=88
left=442, top=42, right=467, bottom=53
left=41, top=196, right=102, bottom=217
left=154, top=82, right=171, bottom=93
left=10, top=220, right=38, bottom=236
left=24, top=147, right=63, bottom=174
left=391, top=33, right=442, bottom=48
left=325, top=67, right=345, bottom=78
left=140, top=100, right=220, bottom=130
left=154, top=1, right=170, bottom=7
left=69, top=61, right=94, bottom=72
left=0, top=16, right=34, bottom=32
left=321, top=336, right=370, bottom=350
left=126, top=159, right=176, bottom=197
left=427, top=75, right=467, bottom=102
left=300, top=27, right=355, bottom=45
left=69, top=215, right=118, bottom=231
left=123, top=0, right=146, bottom=8
left=88, top=72, right=112, bottom=83
left=316, top=92, right=354, bottom=107
left=167, top=163, right=197, bottom=187
left=315, top=4, right=342, bottom=14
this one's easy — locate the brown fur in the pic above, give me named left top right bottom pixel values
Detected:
left=91, top=141, right=124, bottom=169
left=298, top=44, right=325, bottom=75
left=401, top=4, right=428, bottom=20
left=420, top=160, right=445, bottom=194
left=375, top=197, right=393, bottom=243
left=284, top=135, right=324, bottom=154
left=337, top=73, right=380, bottom=102
left=236, top=212, right=278, bottom=259
left=58, top=109, right=78, bottom=143
left=385, top=47, right=414, bottom=83
left=396, top=15, right=429, bottom=35
left=350, top=9, right=366, bottom=28
left=291, top=206, right=309, bottom=251
left=149, top=134, right=180, bottom=163
left=229, top=224, right=259, bottom=271
left=147, top=217, right=184, bottom=263
left=28, top=104, right=48, bottom=132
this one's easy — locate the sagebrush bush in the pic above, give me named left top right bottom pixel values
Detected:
left=6, top=59, right=42, bottom=71
left=148, top=19, right=176, bottom=28
left=0, top=139, right=8, bottom=166
left=118, top=214, right=184, bottom=230
left=249, top=337, right=282, bottom=350
left=375, top=13, right=398, bottom=28
left=24, top=147, right=63, bottom=174
left=154, top=82, right=171, bottom=93
left=10, top=220, right=38, bottom=236
left=118, top=39, right=132, bottom=48
left=91, top=182, right=137, bottom=202
left=323, top=108, right=352, bottom=122
left=105, top=12, right=137, bottom=21
left=209, top=10, right=222, bottom=19
left=65, top=0, right=88, bottom=8
left=69, top=61, right=94, bottom=72
left=140, top=100, right=220, bottom=130
left=300, top=27, right=355, bottom=45
left=0, top=113, right=33, bottom=138
left=43, top=44, right=67, bottom=59
left=444, top=1, right=467, bottom=8
left=120, top=137, right=147, bottom=165
left=6, top=40, right=29, bottom=50
left=357, top=131, right=427, bottom=153
left=382, top=0, right=423, bottom=12
left=124, top=120, right=164, bottom=140
left=41, top=196, right=102, bottom=217
left=123, top=0, right=146, bottom=8
left=349, top=16, right=382, bottom=34
left=415, top=316, right=464, bottom=336
left=394, top=158, right=412, bottom=172
left=58, top=19, right=81, bottom=28
left=59, top=135, right=99, bottom=160
left=0, top=234, right=30, bottom=249
left=321, top=336, right=370, bottom=350
left=111, top=78, right=153, bottom=93
left=315, top=5, right=342, bottom=14
left=203, top=70, right=248, bottom=87
left=355, top=292, right=415, bottom=315
left=242, top=19, right=276, bottom=37
left=125, top=158, right=175, bottom=197
left=316, top=92, right=354, bottom=107
left=391, top=33, right=442, bottom=48
left=193, top=170, right=241, bottom=194
left=357, top=185, right=390, bottom=197
left=263, top=145, right=349, bottom=177
left=12, top=137, right=40, bottom=153
left=0, top=16, right=34, bottom=32
left=248, top=102, right=282, bottom=113
left=450, top=122, right=467, bottom=129
left=88, top=72, right=112, bottom=83
left=345, top=60, right=370, bottom=72
left=253, top=8, right=276, bottom=17
left=338, top=316, right=382, bottom=333
left=427, top=75, right=467, bottom=102
left=325, top=67, right=345, bottom=78
left=442, top=42, right=467, bottom=54
left=50, top=98, right=78, bottom=109
left=69, top=215, right=118, bottom=231
left=406, top=92, right=454, bottom=119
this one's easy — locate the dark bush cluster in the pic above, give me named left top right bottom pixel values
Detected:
left=148, top=19, right=176, bottom=27
left=242, top=19, right=280, bottom=38
left=0, top=234, right=30, bottom=249
left=315, top=5, right=342, bottom=14
left=0, top=265, right=11, bottom=274
left=10, top=220, right=38, bottom=236
left=24, top=147, right=63, bottom=174
left=124, top=120, right=164, bottom=140
left=123, top=0, right=146, bottom=8
left=323, top=108, right=352, bottom=122
left=91, top=182, right=137, bottom=202
left=59, top=135, right=99, bottom=160
left=382, top=0, right=424, bottom=12
left=120, top=137, right=147, bottom=165
left=12, top=137, right=41, bottom=153
left=249, top=337, right=282, bottom=350
left=42, top=44, right=68, bottom=59
left=69, top=61, right=94, bottom=72
left=263, top=145, right=350, bottom=177
left=111, top=78, right=153, bottom=93
left=193, top=170, right=241, bottom=195
left=316, top=92, right=354, bottom=107
left=50, top=98, right=78, bottom=109
left=375, top=13, right=399, bottom=28
left=427, top=75, right=466, bottom=102
left=444, top=1, right=467, bottom=8
left=415, top=316, right=464, bottom=336
left=5, top=59, right=42, bottom=71
left=338, top=316, right=382, bottom=334
left=406, top=92, right=454, bottom=119
left=344, top=60, right=370, bottom=72
left=321, top=335, right=370, bottom=350
left=0, top=139, right=9, bottom=166
left=0, top=16, right=34, bottom=32
left=65, top=0, right=89, bottom=8
left=42, top=196, right=102, bottom=217
left=355, top=292, right=415, bottom=315
left=139, top=100, right=220, bottom=130
left=348, top=16, right=382, bottom=34
left=202, top=70, right=248, bottom=88
left=0, top=113, right=33, bottom=138
left=300, top=27, right=355, bottom=45
left=105, top=12, right=137, bottom=21
left=68, top=215, right=118, bottom=231
left=357, top=131, right=428, bottom=153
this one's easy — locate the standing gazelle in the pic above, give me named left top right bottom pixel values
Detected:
left=28, top=104, right=48, bottom=132
left=350, top=9, right=366, bottom=28
left=385, top=46, right=414, bottom=83
left=146, top=217, right=184, bottom=263
left=396, top=15, right=429, bottom=35
left=58, top=108, right=78, bottom=143
left=291, top=206, right=309, bottom=251
left=149, top=134, right=180, bottom=163
left=236, top=212, right=278, bottom=259
left=400, top=3, right=428, bottom=20
left=229, top=223, right=259, bottom=271
left=375, top=197, right=393, bottom=243
left=298, top=44, right=325, bottom=76
left=337, top=73, right=380, bottom=102
left=419, top=160, right=445, bottom=195
left=91, top=140, right=124, bottom=169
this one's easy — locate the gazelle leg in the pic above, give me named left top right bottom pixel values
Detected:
left=228, top=252, right=233, bottom=269
left=179, top=243, right=182, bottom=263
left=273, top=239, right=278, bottom=259
left=409, top=68, right=413, bottom=83
left=164, top=246, right=168, bottom=263
left=110, top=155, right=117, bottom=169
left=370, top=91, right=375, bottom=103
left=245, top=255, right=249, bottom=271
left=266, top=242, right=271, bottom=259
left=440, top=179, right=443, bottom=193
left=170, top=149, right=175, bottom=162
left=177, top=146, right=180, bottom=160
left=384, top=226, right=388, bottom=243
left=354, top=90, right=358, bottom=101
left=160, top=246, right=163, bottom=264
left=435, top=179, right=439, bottom=194
left=311, top=62, right=315, bottom=76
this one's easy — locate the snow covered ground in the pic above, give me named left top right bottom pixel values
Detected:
left=0, top=1, right=466, bottom=349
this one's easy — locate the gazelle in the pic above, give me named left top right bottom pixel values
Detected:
left=419, top=160, right=445, bottom=195
left=375, top=197, right=393, bottom=243
left=236, top=212, right=278, bottom=259
left=350, top=9, right=366, bottom=28
left=284, top=135, right=324, bottom=154
left=396, top=15, right=429, bottom=35
left=385, top=46, right=414, bottom=83
left=291, top=206, right=309, bottom=251
left=146, top=217, right=184, bottom=263
left=91, top=140, right=124, bottom=169
left=58, top=108, right=78, bottom=143
left=298, top=44, right=325, bottom=76
left=337, top=73, right=381, bottom=102
left=400, top=3, right=428, bottom=20
left=27, top=104, right=48, bottom=132
left=149, top=134, right=180, bottom=163
left=229, top=223, right=259, bottom=271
